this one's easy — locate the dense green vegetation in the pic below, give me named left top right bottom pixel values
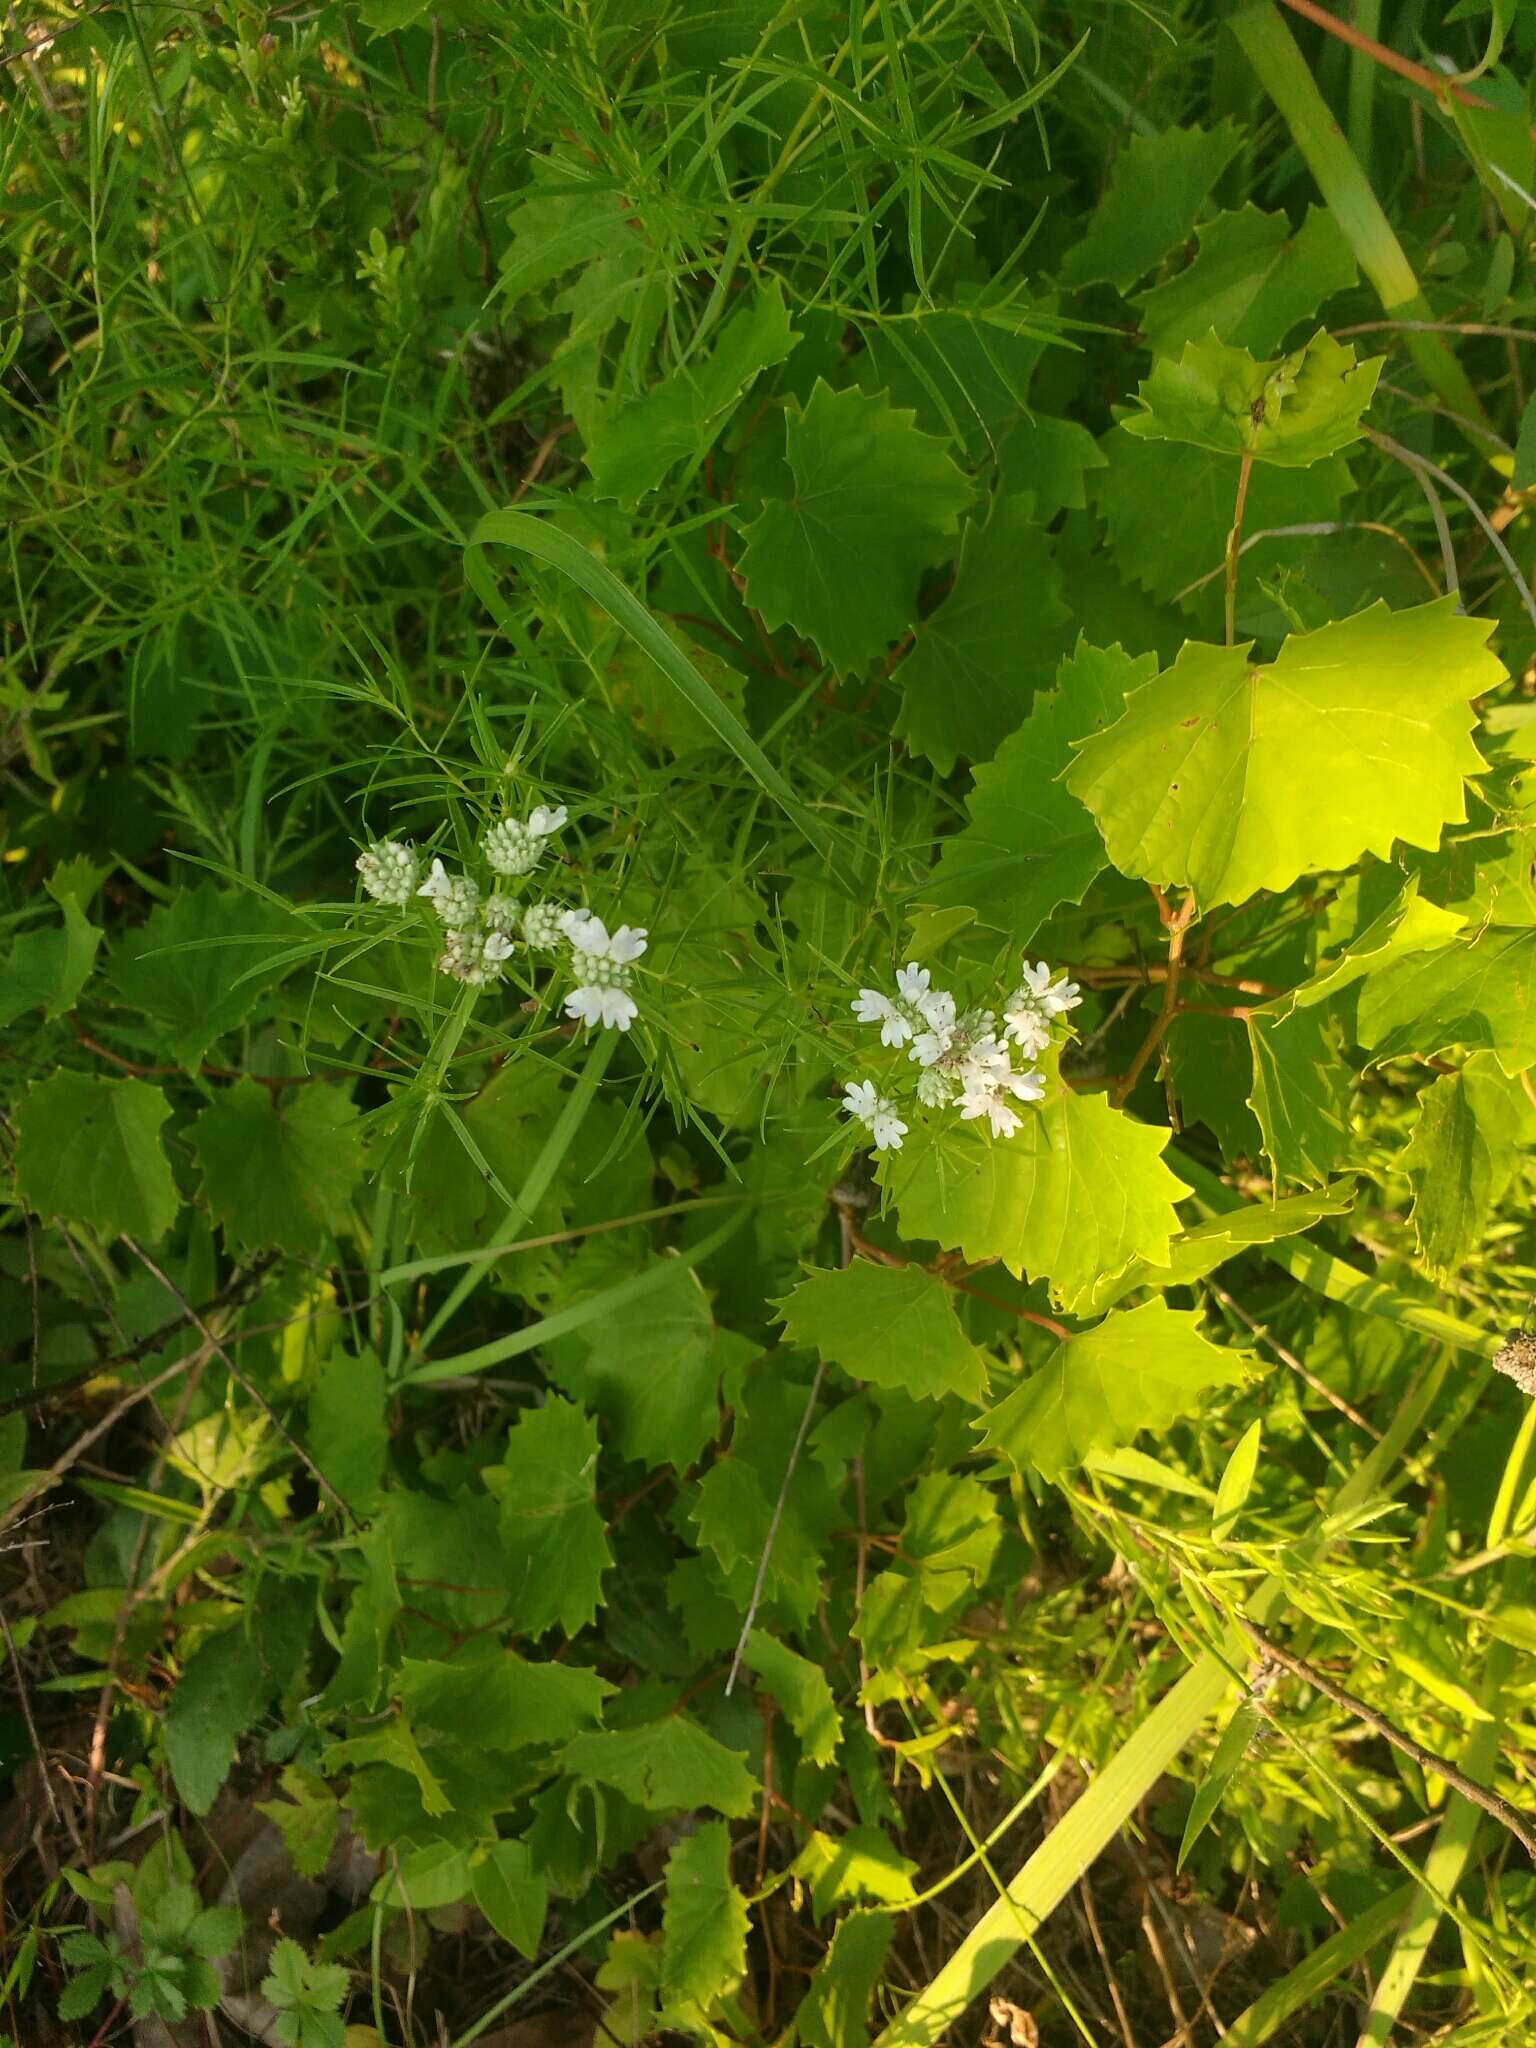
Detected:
left=4, top=3, right=1536, bottom=2043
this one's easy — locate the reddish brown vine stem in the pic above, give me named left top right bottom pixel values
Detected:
left=1111, top=890, right=1198, bottom=1108
left=1274, top=0, right=1531, bottom=134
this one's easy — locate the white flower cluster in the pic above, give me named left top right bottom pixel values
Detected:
left=353, top=803, right=648, bottom=1032
left=841, top=958, right=1081, bottom=1151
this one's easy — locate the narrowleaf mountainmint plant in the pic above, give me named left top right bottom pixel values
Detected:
left=842, top=958, right=1080, bottom=1149
left=354, top=800, right=648, bottom=1030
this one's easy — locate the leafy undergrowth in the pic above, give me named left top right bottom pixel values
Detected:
left=4, top=4, right=1536, bottom=2046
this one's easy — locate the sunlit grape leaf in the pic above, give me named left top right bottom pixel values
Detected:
left=559, top=1714, right=756, bottom=1817
left=1133, top=205, right=1357, bottom=356
left=1080, top=1182, right=1356, bottom=1312
left=1400, top=1070, right=1498, bottom=1279
left=740, top=382, right=971, bottom=673
left=1060, top=122, right=1244, bottom=290
left=743, top=1629, right=841, bottom=1766
left=793, top=1830, right=916, bottom=1918
left=1356, top=924, right=1536, bottom=1074
left=1090, top=428, right=1352, bottom=602
left=1123, top=331, right=1381, bottom=466
left=190, top=1080, right=365, bottom=1256
left=1246, top=1003, right=1353, bottom=1187
left=1284, top=880, right=1466, bottom=1013
left=775, top=1261, right=987, bottom=1405
left=926, top=639, right=1152, bottom=939
left=660, top=1822, right=750, bottom=2006
left=977, top=1301, right=1249, bottom=1479
left=15, top=1072, right=179, bottom=1244
left=485, top=1398, right=613, bottom=1638
left=108, top=883, right=301, bottom=1071
left=1066, top=601, right=1500, bottom=907
left=586, top=281, right=798, bottom=501
left=893, top=498, right=1069, bottom=771
left=881, top=1084, right=1190, bottom=1311
left=255, top=1767, right=340, bottom=1881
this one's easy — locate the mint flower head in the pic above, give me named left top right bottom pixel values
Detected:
left=356, top=838, right=421, bottom=907
left=839, top=954, right=1076, bottom=1152
left=484, top=803, right=568, bottom=879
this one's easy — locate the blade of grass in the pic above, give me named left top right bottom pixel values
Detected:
left=464, top=508, right=834, bottom=860
left=1230, top=2, right=1504, bottom=464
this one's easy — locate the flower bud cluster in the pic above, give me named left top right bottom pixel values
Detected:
left=352, top=803, right=647, bottom=1032
left=841, top=958, right=1080, bottom=1151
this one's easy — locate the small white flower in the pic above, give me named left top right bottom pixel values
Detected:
left=1043, top=976, right=1082, bottom=1018
left=436, top=926, right=506, bottom=986
left=959, top=1090, right=1021, bottom=1140
left=842, top=1079, right=882, bottom=1123
left=1009, top=1068, right=1046, bottom=1104
left=527, top=803, right=568, bottom=837
left=562, top=909, right=609, bottom=954
left=606, top=924, right=648, bottom=965
left=565, top=983, right=638, bottom=1031
left=869, top=1105, right=907, bottom=1151
left=910, top=1027, right=951, bottom=1069
left=483, top=928, right=516, bottom=964
left=356, top=838, right=420, bottom=907
left=417, top=856, right=452, bottom=905
left=852, top=989, right=911, bottom=1047
left=895, top=962, right=931, bottom=1005
left=1002, top=1005, right=1052, bottom=1058
left=1017, top=960, right=1054, bottom=1001
left=917, top=987, right=957, bottom=1032
left=418, top=858, right=480, bottom=925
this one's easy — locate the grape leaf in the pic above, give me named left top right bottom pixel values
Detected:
left=743, top=1629, right=841, bottom=1766
left=1133, top=204, right=1357, bottom=356
left=1066, top=601, right=1500, bottom=908
left=1247, top=1003, right=1353, bottom=1187
left=998, top=412, right=1107, bottom=518
left=793, top=1830, right=916, bottom=1917
left=881, top=1084, right=1190, bottom=1311
left=926, top=640, right=1153, bottom=938
left=586, top=281, right=798, bottom=501
left=1060, top=122, right=1244, bottom=290
left=977, top=1301, right=1249, bottom=1479
left=308, top=1346, right=388, bottom=1519
left=543, top=1239, right=728, bottom=1470
left=739, top=382, right=972, bottom=673
left=1284, top=880, right=1466, bottom=1013
left=1080, top=1182, right=1357, bottom=1312
left=1090, top=427, right=1352, bottom=602
left=399, top=1647, right=611, bottom=1752
left=484, top=1398, right=613, bottom=1638
left=797, top=1910, right=895, bottom=2048
left=189, top=1080, right=365, bottom=1257
left=559, top=1714, right=756, bottom=1817
left=1356, top=924, right=1536, bottom=1074
left=0, top=890, right=102, bottom=1027
left=108, top=883, right=300, bottom=1071
left=164, top=1628, right=267, bottom=1816
left=15, top=1072, right=179, bottom=1244
left=1123, top=330, right=1382, bottom=466
left=472, top=1840, right=548, bottom=1957
left=892, top=498, right=1070, bottom=771
left=855, top=295, right=1053, bottom=456
left=255, top=1767, right=340, bottom=1880
left=1400, top=1071, right=1496, bottom=1279
left=660, top=1822, right=750, bottom=2006
left=775, top=1261, right=987, bottom=1405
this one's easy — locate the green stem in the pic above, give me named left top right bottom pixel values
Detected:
left=1346, top=0, right=1383, bottom=176
left=1229, top=2, right=1503, bottom=465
